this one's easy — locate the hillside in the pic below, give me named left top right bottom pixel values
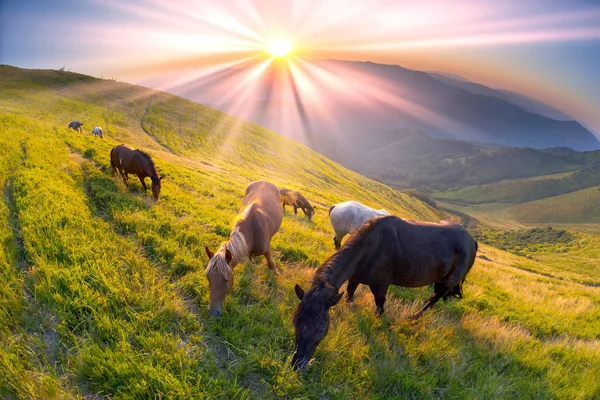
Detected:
left=311, top=128, right=600, bottom=190
left=1, top=66, right=599, bottom=399
left=434, top=163, right=600, bottom=204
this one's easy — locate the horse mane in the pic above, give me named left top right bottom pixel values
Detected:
left=206, top=229, right=249, bottom=278
left=293, top=216, right=393, bottom=325
left=138, top=150, right=153, bottom=163
left=135, top=149, right=159, bottom=176
left=315, top=216, right=387, bottom=285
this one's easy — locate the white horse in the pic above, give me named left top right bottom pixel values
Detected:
left=91, top=126, right=103, bottom=138
left=328, top=201, right=389, bottom=248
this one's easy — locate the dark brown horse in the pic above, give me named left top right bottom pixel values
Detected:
left=280, top=188, right=315, bottom=220
left=291, top=215, right=478, bottom=369
left=205, top=180, right=283, bottom=317
left=110, top=144, right=163, bottom=200
left=68, top=121, right=83, bottom=132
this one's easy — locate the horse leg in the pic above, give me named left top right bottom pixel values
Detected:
left=333, top=235, right=342, bottom=249
left=369, top=284, right=389, bottom=315
left=138, top=176, right=147, bottom=191
left=412, top=282, right=449, bottom=320
left=264, top=250, right=278, bottom=275
left=293, top=205, right=298, bottom=215
left=282, top=202, right=286, bottom=213
left=346, top=279, right=359, bottom=303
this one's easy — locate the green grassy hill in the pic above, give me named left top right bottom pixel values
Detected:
left=433, top=165, right=600, bottom=205
left=311, top=127, right=600, bottom=190
left=1, top=66, right=599, bottom=399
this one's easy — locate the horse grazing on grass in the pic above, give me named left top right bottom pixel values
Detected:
left=280, top=188, right=315, bottom=220
left=205, top=181, right=283, bottom=317
left=68, top=121, right=83, bottom=132
left=291, top=215, right=478, bottom=370
left=110, top=144, right=163, bottom=200
left=329, top=201, right=389, bottom=248
left=92, top=126, right=103, bottom=138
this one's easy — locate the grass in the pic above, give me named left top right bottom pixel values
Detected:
left=0, top=65, right=599, bottom=399
left=432, top=165, right=600, bottom=205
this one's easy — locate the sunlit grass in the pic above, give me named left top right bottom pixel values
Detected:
left=0, top=66, right=598, bottom=398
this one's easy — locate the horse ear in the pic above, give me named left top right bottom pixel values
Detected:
left=205, top=246, right=214, bottom=259
left=329, top=292, right=343, bottom=307
left=225, top=249, right=232, bottom=263
left=294, top=284, right=305, bottom=300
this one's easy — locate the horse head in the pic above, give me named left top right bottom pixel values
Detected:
left=291, top=283, right=343, bottom=370
left=150, top=175, right=163, bottom=200
left=205, top=246, right=234, bottom=317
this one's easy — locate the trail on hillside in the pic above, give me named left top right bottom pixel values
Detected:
left=139, top=95, right=175, bottom=153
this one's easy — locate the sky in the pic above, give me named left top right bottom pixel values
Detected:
left=1, top=0, right=600, bottom=135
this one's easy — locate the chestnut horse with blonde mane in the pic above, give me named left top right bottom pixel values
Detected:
left=205, top=180, right=282, bottom=317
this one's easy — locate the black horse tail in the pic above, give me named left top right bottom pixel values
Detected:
left=328, top=205, right=335, bottom=216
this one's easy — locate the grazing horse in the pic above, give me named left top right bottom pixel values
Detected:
left=291, top=215, right=478, bottom=370
left=205, top=181, right=283, bottom=317
left=68, top=121, right=83, bottom=132
left=280, top=188, right=315, bottom=220
left=110, top=144, right=162, bottom=200
left=329, top=201, right=389, bottom=248
left=92, top=126, right=103, bottom=138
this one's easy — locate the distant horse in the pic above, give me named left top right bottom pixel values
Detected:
left=291, top=215, right=478, bottom=370
left=68, top=121, right=83, bottom=132
left=92, top=126, right=103, bottom=138
left=329, top=201, right=389, bottom=248
left=205, top=181, right=282, bottom=317
left=280, top=188, right=315, bottom=220
left=110, top=144, right=163, bottom=200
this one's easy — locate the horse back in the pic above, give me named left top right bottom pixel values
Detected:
left=351, top=216, right=476, bottom=288
left=238, top=181, right=282, bottom=253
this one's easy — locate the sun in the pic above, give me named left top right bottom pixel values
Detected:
left=266, top=39, right=293, bottom=58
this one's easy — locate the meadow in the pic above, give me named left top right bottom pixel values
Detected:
left=0, top=66, right=599, bottom=399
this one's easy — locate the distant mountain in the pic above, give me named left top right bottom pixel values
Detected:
left=429, top=72, right=574, bottom=121
left=309, top=128, right=600, bottom=190
left=496, top=89, right=574, bottom=121
left=144, top=59, right=600, bottom=152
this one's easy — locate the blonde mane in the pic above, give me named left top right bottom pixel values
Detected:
left=206, top=229, right=249, bottom=278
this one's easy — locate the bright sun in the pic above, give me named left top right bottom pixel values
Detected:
left=266, top=39, right=293, bottom=58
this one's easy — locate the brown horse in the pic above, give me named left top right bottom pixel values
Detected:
left=110, top=144, right=163, bottom=200
left=291, top=215, right=478, bottom=369
left=205, top=180, right=283, bottom=317
left=68, top=121, right=83, bottom=132
left=280, top=188, right=315, bottom=220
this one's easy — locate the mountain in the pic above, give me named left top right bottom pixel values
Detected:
left=429, top=72, right=574, bottom=121
left=142, top=59, right=600, bottom=152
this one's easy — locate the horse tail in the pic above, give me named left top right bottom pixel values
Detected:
left=328, top=205, right=335, bottom=216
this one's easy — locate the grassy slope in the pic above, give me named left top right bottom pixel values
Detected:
left=0, top=66, right=599, bottom=399
left=433, top=166, right=600, bottom=205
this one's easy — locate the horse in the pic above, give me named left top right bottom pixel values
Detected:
left=291, top=215, right=478, bottom=370
left=280, top=188, right=315, bottom=220
left=205, top=180, right=283, bottom=317
left=329, top=200, right=389, bottom=248
left=110, top=144, right=163, bottom=200
left=92, top=126, right=103, bottom=138
left=68, top=121, right=83, bottom=133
